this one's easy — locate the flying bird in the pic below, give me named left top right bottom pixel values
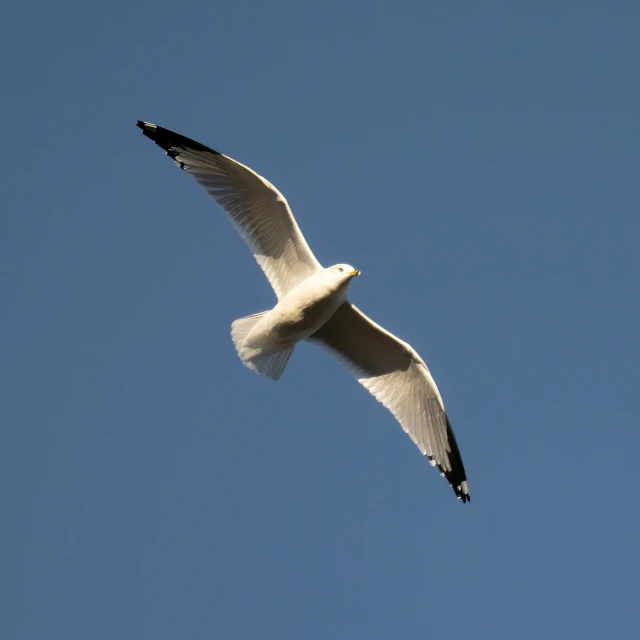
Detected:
left=137, top=121, right=470, bottom=502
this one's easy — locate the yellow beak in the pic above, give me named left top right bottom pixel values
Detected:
left=350, top=269, right=361, bottom=276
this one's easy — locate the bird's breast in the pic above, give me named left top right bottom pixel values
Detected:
left=268, top=279, right=347, bottom=343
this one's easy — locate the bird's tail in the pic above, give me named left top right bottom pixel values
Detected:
left=231, top=312, right=294, bottom=381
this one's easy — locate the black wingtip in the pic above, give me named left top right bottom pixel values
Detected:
left=135, top=120, right=221, bottom=160
left=440, top=415, right=471, bottom=504
left=136, top=120, right=172, bottom=151
left=136, top=120, right=157, bottom=139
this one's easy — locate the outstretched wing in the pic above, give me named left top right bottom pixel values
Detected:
left=137, top=121, right=322, bottom=299
left=309, top=302, right=470, bottom=502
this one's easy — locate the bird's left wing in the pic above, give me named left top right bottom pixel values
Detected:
left=308, top=302, right=470, bottom=502
left=137, top=121, right=323, bottom=299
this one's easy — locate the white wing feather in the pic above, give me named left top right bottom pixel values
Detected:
left=137, top=121, right=322, bottom=299
left=308, top=302, right=470, bottom=501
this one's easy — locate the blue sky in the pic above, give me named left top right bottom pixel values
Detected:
left=2, top=1, right=639, bottom=638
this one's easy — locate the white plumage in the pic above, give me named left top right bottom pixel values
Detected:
left=137, top=120, right=470, bottom=503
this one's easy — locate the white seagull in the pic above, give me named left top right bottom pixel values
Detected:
left=137, top=121, right=470, bottom=502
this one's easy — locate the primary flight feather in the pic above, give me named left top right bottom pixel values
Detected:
left=137, top=120, right=470, bottom=503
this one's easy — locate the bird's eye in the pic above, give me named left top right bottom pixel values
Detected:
left=338, top=267, right=344, bottom=272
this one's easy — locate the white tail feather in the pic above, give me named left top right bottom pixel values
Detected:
left=231, top=312, right=294, bottom=381
left=231, top=311, right=268, bottom=348
left=244, top=347, right=294, bottom=381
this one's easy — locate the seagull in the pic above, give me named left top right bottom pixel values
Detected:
left=137, top=121, right=470, bottom=503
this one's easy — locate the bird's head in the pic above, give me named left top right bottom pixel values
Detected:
left=327, top=263, right=361, bottom=282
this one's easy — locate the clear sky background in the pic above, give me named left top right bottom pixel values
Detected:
left=2, top=2, right=639, bottom=638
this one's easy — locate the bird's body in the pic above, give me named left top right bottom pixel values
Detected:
left=231, top=265, right=359, bottom=379
left=244, top=265, right=357, bottom=352
left=137, top=120, right=471, bottom=503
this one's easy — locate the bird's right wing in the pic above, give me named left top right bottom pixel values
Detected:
left=308, top=302, right=470, bottom=502
left=137, top=121, right=323, bottom=299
